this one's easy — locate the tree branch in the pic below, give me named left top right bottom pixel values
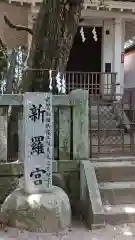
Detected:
left=0, top=38, right=5, bottom=49
left=4, top=13, right=33, bottom=35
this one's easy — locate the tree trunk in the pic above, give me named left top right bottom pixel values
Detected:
left=21, top=0, right=83, bottom=92
left=6, top=0, right=83, bottom=161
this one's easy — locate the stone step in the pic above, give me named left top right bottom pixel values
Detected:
left=104, top=204, right=135, bottom=225
left=99, top=182, right=135, bottom=205
left=94, top=160, right=135, bottom=182
left=99, top=181, right=135, bottom=190
left=90, top=159, right=135, bottom=227
left=92, top=156, right=135, bottom=162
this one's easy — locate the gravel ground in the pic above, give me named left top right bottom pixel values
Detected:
left=1, top=222, right=135, bottom=239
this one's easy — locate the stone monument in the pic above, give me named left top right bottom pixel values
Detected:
left=24, top=92, right=53, bottom=193
left=0, top=92, right=71, bottom=233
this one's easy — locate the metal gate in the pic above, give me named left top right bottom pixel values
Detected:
left=64, top=71, right=135, bottom=157
left=89, top=95, right=135, bottom=157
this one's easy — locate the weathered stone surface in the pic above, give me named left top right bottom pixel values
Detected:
left=59, top=107, right=71, bottom=160
left=52, top=173, right=66, bottom=191
left=18, top=109, right=24, bottom=163
left=18, top=174, right=66, bottom=192
left=0, top=177, right=18, bottom=204
left=0, top=162, right=23, bottom=176
left=70, top=90, right=89, bottom=159
left=0, top=161, right=57, bottom=176
left=68, top=172, right=80, bottom=216
left=0, top=114, right=7, bottom=162
left=1, top=186, right=71, bottom=233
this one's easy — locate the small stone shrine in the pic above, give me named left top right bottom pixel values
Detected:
left=0, top=92, right=71, bottom=233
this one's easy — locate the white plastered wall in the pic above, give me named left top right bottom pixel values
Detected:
left=101, top=18, right=125, bottom=97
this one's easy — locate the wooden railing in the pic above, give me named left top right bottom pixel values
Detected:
left=64, top=71, right=117, bottom=96
left=23, top=69, right=117, bottom=97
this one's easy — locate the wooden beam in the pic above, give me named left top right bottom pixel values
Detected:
left=81, top=9, right=135, bottom=20
left=8, top=0, right=135, bottom=12
left=86, top=0, right=135, bottom=10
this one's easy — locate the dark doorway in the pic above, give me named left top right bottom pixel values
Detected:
left=66, top=27, right=102, bottom=94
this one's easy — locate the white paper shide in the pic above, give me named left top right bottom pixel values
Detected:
left=23, top=93, right=53, bottom=194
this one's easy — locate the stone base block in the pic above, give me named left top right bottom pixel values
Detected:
left=0, top=186, right=71, bottom=233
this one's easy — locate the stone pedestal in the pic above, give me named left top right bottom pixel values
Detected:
left=1, top=185, right=71, bottom=233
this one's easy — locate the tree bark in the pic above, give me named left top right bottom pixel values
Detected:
left=21, top=0, right=83, bottom=92
left=4, top=0, right=83, bottom=161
